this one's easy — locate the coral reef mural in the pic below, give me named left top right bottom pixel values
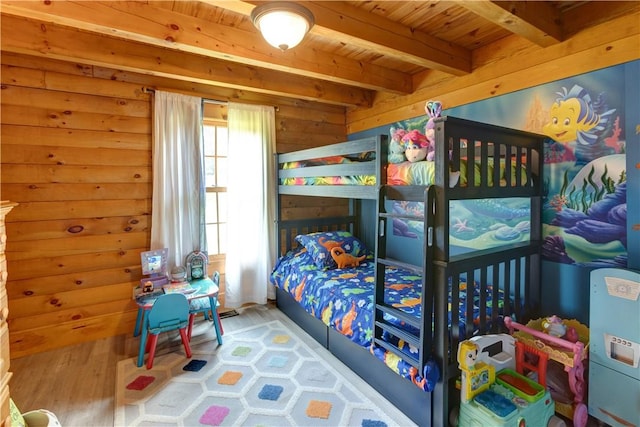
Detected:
left=541, top=84, right=626, bottom=267
left=447, top=68, right=629, bottom=267
left=363, top=64, right=632, bottom=268
left=387, top=108, right=533, bottom=253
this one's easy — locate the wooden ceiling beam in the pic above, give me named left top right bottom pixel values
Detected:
left=458, top=0, right=563, bottom=47
left=561, top=1, right=640, bottom=38
left=0, top=13, right=373, bottom=107
left=0, top=0, right=411, bottom=94
left=209, top=0, right=472, bottom=76
left=297, top=2, right=471, bottom=76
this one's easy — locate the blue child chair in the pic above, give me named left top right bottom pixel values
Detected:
left=187, top=270, right=224, bottom=340
left=141, top=293, right=192, bottom=369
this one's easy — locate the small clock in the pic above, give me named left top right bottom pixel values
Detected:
left=186, top=250, right=208, bottom=281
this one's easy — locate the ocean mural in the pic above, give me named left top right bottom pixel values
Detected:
left=541, top=84, right=627, bottom=267
left=351, top=61, right=636, bottom=319
left=388, top=110, right=534, bottom=252
left=392, top=198, right=532, bottom=252
left=369, top=64, right=632, bottom=267
left=446, top=70, right=629, bottom=267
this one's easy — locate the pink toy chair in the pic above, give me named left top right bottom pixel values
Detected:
left=143, top=293, right=192, bottom=369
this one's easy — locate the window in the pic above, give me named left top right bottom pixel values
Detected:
left=203, top=123, right=228, bottom=258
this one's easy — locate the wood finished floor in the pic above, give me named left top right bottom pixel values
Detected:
left=9, top=303, right=285, bottom=427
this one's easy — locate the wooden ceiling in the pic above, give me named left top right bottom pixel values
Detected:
left=1, top=1, right=638, bottom=108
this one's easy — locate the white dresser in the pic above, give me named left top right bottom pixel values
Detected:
left=0, top=201, right=17, bottom=427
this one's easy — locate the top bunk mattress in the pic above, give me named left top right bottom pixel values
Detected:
left=280, top=154, right=527, bottom=187
left=277, top=116, right=543, bottom=198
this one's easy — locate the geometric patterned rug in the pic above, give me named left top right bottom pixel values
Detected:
left=115, top=320, right=416, bottom=426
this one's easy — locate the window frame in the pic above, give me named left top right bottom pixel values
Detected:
left=202, top=118, right=227, bottom=267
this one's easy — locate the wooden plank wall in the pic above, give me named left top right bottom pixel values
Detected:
left=0, top=52, right=348, bottom=358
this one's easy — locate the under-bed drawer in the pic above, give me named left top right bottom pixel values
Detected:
left=275, top=288, right=328, bottom=348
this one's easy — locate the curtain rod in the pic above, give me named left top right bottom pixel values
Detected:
left=142, top=86, right=278, bottom=110
left=142, top=86, right=227, bottom=105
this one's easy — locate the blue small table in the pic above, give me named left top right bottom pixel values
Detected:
left=134, top=277, right=223, bottom=367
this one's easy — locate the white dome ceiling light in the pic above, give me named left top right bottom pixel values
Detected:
left=251, top=2, right=315, bottom=51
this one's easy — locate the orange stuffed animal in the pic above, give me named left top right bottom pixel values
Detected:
left=330, top=247, right=366, bottom=269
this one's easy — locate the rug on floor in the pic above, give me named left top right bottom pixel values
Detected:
left=115, top=320, right=415, bottom=426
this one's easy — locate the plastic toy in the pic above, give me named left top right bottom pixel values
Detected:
left=457, top=340, right=495, bottom=402
left=140, top=248, right=169, bottom=288
left=388, top=127, right=407, bottom=164
left=401, top=129, right=429, bottom=163
left=186, top=250, right=208, bottom=281
left=589, top=267, right=640, bottom=427
left=542, top=315, right=567, bottom=338
left=142, top=280, right=154, bottom=293
left=454, top=334, right=565, bottom=427
left=171, top=265, right=187, bottom=282
left=330, top=246, right=366, bottom=268
left=541, top=315, right=579, bottom=342
left=424, top=100, right=442, bottom=161
left=505, top=316, right=589, bottom=427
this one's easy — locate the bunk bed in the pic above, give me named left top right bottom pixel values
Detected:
left=271, top=116, right=544, bottom=427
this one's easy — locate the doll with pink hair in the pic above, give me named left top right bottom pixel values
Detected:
left=402, top=129, right=429, bottom=163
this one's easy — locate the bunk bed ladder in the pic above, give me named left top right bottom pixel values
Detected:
left=374, top=185, right=436, bottom=378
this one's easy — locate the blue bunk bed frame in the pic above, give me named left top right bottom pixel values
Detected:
left=273, top=116, right=544, bottom=426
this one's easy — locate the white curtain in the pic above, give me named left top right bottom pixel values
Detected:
left=150, top=91, right=206, bottom=270
left=225, top=102, right=277, bottom=307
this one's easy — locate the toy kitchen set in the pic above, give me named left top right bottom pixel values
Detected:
left=589, top=268, right=640, bottom=427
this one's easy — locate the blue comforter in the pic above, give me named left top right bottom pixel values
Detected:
left=270, top=246, right=504, bottom=391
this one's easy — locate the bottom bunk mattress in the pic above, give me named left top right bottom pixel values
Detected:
left=270, top=245, right=506, bottom=392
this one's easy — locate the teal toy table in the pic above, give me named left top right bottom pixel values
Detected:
left=134, top=277, right=223, bottom=367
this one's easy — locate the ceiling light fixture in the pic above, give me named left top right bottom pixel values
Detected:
left=250, top=2, right=314, bottom=51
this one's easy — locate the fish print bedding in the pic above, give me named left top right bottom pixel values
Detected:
left=270, top=245, right=506, bottom=391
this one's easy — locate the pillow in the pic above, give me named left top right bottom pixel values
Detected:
left=296, top=230, right=368, bottom=270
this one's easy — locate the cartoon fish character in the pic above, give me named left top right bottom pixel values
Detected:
left=542, top=84, right=616, bottom=164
